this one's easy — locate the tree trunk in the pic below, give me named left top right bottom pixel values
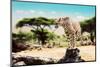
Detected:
left=90, top=32, right=94, bottom=45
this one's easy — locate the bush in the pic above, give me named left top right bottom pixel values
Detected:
left=12, top=39, right=29, bottom=52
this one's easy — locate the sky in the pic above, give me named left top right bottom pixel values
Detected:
left=12, top=1, right=96, bottom=34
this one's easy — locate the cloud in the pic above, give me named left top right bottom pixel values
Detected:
left=15, top=10, right=36, bottom=14
left=73, top=12, right=86, bottom=21
left=76, top=15, right=85, bottom=20
left=15, top=10, right=58, bottom=18
left=51, top=11, right=57, bottom=14
left=38, top=11, right=44, bottom=14
left=71, top=15, right=86, bottom=22
left=30, top=10, right=36, bottom=13
left=16, top=10, right=25, bottom=14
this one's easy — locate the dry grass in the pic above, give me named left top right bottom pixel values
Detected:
left=16, top=45, right=96, bottom=62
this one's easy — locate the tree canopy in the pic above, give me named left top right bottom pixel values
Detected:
left=80, top=16, right=96, bottom=33
left=16, top=17, right=56, bottom=45
left=16, top=17, right=55, bottom=28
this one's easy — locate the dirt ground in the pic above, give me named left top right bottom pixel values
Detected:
left=16, top=45, right=96, bottom=62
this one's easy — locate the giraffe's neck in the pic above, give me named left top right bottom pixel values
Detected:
left=62, top=22, right=75, bottom=34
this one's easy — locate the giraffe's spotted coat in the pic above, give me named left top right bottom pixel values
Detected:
left=55, top=17, right=82, bottom=48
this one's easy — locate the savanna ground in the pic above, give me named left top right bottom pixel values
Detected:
left=15, top=45, right=96, bottom=62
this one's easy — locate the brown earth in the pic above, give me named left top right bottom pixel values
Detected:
left=15, top=46, right=96, bottom=62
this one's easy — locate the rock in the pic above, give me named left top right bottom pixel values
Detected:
left=22, top=56, right=57, bottom=65
left=14, top=61, right=26, bottom=66
left=58, top=48, right=85, bottom=63
left=12, top=54, right=57, bottom=66
left=12, top=39, right=29, bottom=52
left=12, top=53, right=23, bottom=64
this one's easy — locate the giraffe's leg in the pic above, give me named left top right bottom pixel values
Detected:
left=73, top=34, right=76, bottom=48
left=65, top=31, right=71, bottom=48
left=72, top=33, right=76, bottom=48
left=66, top=32, right=76, bottom=48
left=70, top=35, right=73, bottom=48
left=69, top=33, right=75, bottom=49
left=67, top=34, right=71, bottom=48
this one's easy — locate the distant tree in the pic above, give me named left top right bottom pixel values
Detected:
left=16, top=17, right=55, bottom=45
left=80, top=16, right=96, bottom=44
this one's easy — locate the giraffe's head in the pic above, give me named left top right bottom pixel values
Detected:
left=55, top=17, right=69, bottom=26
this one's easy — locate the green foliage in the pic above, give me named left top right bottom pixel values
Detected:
left=80, top=16, right=96, bottom=33
left=31, top=29, right=58, bottom=45
left=12, top=32, right=33, bottom=43
left=47, top=32, right=57, bottom=41
left=80, top=16, right=96, bottom=43
left=16, top=17, right=55, bottom=28
left=16, top=18, right=31, bottom=28
left=35, top=17, right=55, bottom=25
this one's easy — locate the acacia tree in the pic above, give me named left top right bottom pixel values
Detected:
left=80, top=16, right=96, bottom=44
left=16, top=17, right=55, bottom=45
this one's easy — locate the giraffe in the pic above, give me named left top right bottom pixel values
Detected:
left=55, top=17, right=82, bottom=48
